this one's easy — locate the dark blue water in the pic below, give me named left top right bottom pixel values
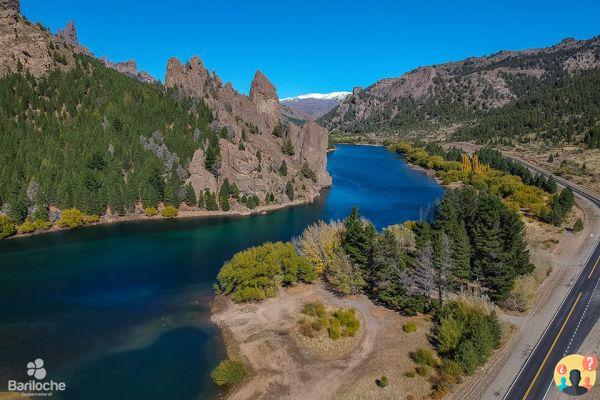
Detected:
left=0, top=145, right=443, bottom=399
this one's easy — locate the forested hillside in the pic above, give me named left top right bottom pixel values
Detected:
left=0, top=55, right=213, bottom=223
left=454, top=69, right=600, bottom=146
left=0, top=4, right=332, bottom=239
left=320, top=36, right=600, bottom=148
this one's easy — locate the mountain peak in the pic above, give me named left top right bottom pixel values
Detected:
left=281, top=91, right=351, bottom=101
left=250, top=70, right=278, bottom=102
left=56, top=21, right=79, bottom=47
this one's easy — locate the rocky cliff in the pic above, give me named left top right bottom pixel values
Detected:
left=0, top=2, right=75, bottom=77
left=166, top=56, right=331, bottom=206
left=320, top=36, right=600, bottom=135
left=101, top=57, right=158, bottom=84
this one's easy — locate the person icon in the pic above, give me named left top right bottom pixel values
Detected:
left=583, top=376, right=593, bottom=391
left=563, top=369, right=589, bottom=395
left=558, top=376, right=568, bottom=392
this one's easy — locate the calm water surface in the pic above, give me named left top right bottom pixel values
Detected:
left=0, top=145, right=443, bottom=399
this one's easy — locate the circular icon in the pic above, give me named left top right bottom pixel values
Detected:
left=554, top=354, right=597, bottom=396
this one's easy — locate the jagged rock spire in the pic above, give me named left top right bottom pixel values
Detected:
left=56, top=21, right=79, bottom=47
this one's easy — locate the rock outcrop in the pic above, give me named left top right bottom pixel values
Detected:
left=55, top=20, right=92, bottom=56
left=249, top=70, right=280, bottom=121
left=102, top=57, right=158, bottom=84
left=166, top=56, right=331, bottom=205
left=0, top=7, right=75, bottom=78
left=0, top=0, right=19, bottom=13
left=56, top=21, right=78, bottom=47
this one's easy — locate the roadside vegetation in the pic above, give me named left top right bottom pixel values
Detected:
left=391, top=142, right=574, bottom=225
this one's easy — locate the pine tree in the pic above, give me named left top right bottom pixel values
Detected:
left=164, top=170, right=180, bottom=207
left=471, top=194, right=514, bottom=300
left=205, top=190, right=218, bottom=211
left=279, top=160, right=288, bottom=177
left=342, top=208, right=376, bottom=274
left=435, top=233, right=453, bottom=303
left=219, top=179, right=231, bottom=211
left=184, top=184, right=197, bottom=207
left=285, top=181, right=294, bottom=200
left=282, top=138, right=295, bottom=155
left=452, top=221, right=472, bottom=280
left=197, top=189, right=205, bottom=209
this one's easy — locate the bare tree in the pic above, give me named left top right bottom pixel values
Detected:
left=413, top=241, right=434, bottom=296
left=436, top=233, right=453, bottom=304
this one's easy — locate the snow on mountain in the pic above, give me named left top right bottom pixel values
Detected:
left=280, top=91, right=351, bottom=121
left=281, top=91, right=351, bottom=101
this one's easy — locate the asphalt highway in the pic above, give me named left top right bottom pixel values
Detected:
left=503, top=159, right=600, bottom=400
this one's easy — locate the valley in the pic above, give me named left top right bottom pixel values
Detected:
left=2, top=1, right=600, bottom=400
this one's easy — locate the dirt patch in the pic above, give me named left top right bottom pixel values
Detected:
left=211, top=283, right=435, bottom=400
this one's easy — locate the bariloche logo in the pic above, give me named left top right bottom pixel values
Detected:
left=7, top=358, right=66, bottom=395
left=27, top=358, right=47, bottom=380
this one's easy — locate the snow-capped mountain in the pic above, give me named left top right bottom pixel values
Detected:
left=281, top=91, right=351, bottom=101
left=280, top=91, right=350, bottom=122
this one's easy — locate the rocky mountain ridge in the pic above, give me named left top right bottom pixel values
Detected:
left=320, top=36, right=600, bottom=135
left=0, top=0, right=330, bottom=216
left=166, top=56, right=331, bottom=204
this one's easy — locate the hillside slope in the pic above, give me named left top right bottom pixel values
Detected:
left=319, top=36, right=600, bottom=146
left=0, top=1, right=330, bottom=231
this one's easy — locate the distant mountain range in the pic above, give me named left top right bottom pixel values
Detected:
left=319, top=36, right=600, bottom=148
left=281, top=91, right=350, bottom=123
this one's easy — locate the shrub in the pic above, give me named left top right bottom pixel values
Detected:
left=331, top=308, right=360, bottom=337
left=435, top=298, right=502, bottom=375
left=145, top=207, right=158, bottom=217
left=440, top=359, right=464, bottom=383
left=0, top=215, right=17, bottom=239
left=33, top=219, right=52, bottom=231
left=299, top=319, right=318, bottom=338
left=404, top=370, right=416, bottom=378
left=84, top=214, right=100, bottom=224
left=218, top=242, right=317, bottom=303
left=376, top=376, right=389, bottom=388
left=57, top=208, right=86, bottom=228
left=302, top=301, right=326, bottom=318
left=161, top=206, right=178, bottom=218
left=328, top=319, right=342, bottom=340
left=17, top=221, right=36, bottom=234
left=210, top=359, right=247, bottom=386
left=411, top=348, right=438, bottom=367
left=403, top=322, right=418, bottom=333
left=573, top=218, right=584, bottom=232
left=415, top=365, right=429, bottom=377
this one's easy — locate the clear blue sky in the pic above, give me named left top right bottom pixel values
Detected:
left=22, top=0, right=600, bottom=98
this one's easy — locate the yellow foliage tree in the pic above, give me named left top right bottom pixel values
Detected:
left=294, top=220, right=344, bottom=274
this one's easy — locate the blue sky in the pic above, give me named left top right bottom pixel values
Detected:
left=23, top=0, right=600, bottom=98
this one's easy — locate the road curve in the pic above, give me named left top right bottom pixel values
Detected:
left=503, top=158, right=600, bottom=400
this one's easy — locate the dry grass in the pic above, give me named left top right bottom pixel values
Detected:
left=293, top=306, right=364, bottom=361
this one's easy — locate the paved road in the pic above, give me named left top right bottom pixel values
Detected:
left=503, top=159, right=600, bottom=400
